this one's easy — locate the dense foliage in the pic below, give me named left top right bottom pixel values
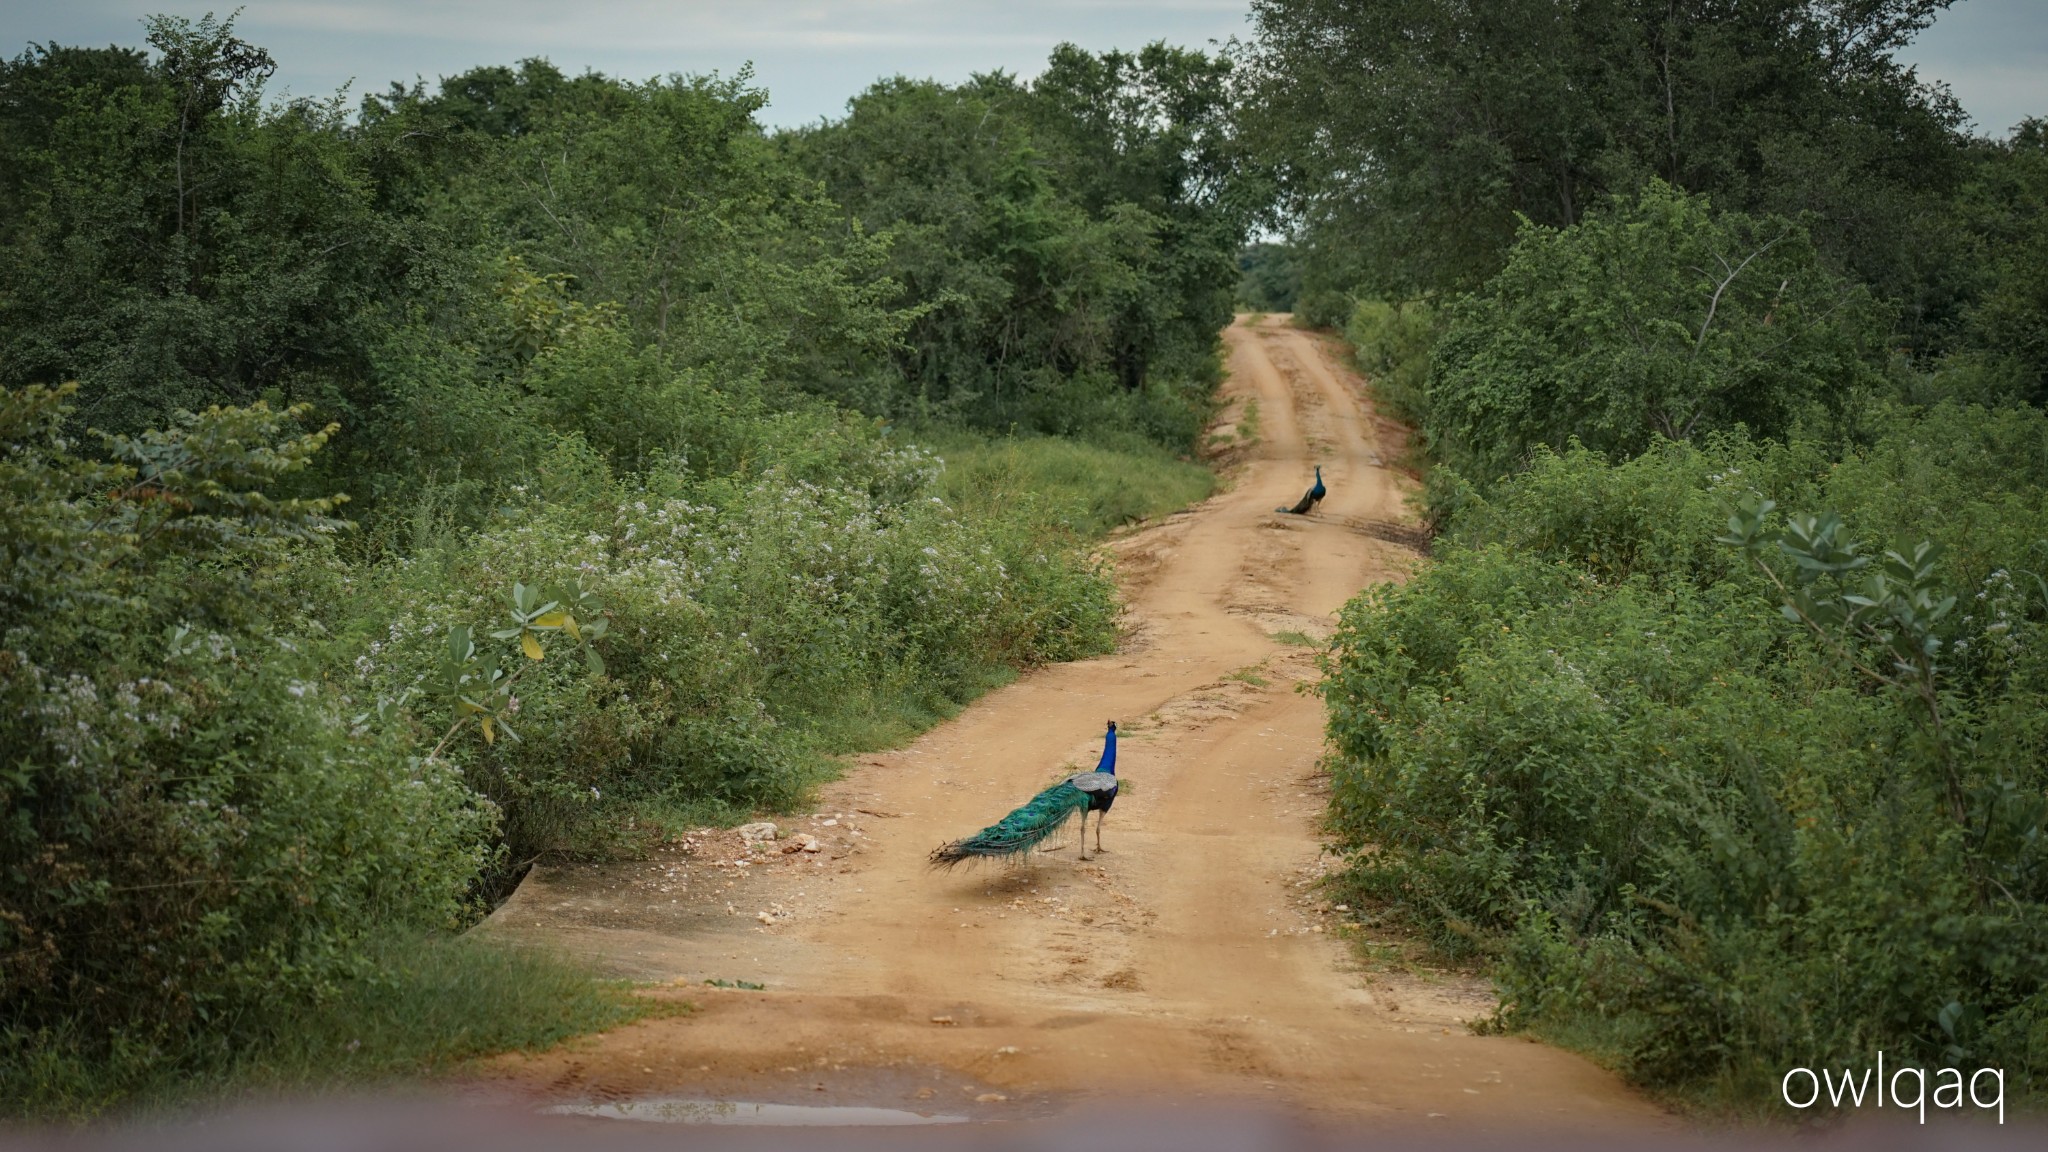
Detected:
left=0, top=15, right=1231, bottom=1110
left=1340, top=298, right=1433, bottom=429
left=1427, top=183, right=1880, bottom=482
left=0, top=385, right=494, bottom=1082
left=1242, top=0, right=1974, bottom=339
left=1235, top=242, right=1301, bottom=313
left=1278, top=0, right=2048, bottom=1113
left=782, top=45, right=1257, bottom=447
left=1323, top=415, right=2048, bottom=1102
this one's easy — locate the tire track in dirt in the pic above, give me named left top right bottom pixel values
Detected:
left=474, top=315, right=1672, bottom=1135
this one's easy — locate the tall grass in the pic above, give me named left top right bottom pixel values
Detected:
left=759, top=429, right=1213, bottom=760
left=1210, top=398, right=1262, bottom=453
left=1343, top=299, right=1437, bottom=428
left=2, top=934, right=652, bottom=1119
left=925, top=429, right=1216, bottom=536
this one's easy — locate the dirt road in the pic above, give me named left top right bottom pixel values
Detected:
left=478, top=316, right=1670, bottom=1133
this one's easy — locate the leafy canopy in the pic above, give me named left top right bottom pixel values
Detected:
left=1429, top=183, right=1878, bottom=481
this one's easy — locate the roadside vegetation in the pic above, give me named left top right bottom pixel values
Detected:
left=1243, top=0, right=2048, bottom=1113
left=12, top=0, right=2044, bottom=1123
left=0, top=15, right=1250, bottom=1114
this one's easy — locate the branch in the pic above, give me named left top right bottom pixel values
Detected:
left=1692, top=232, right=1788, bottom=361
left=422, top=662, right=532, bottom=764
left=1749, top=555, right=1901, bottom=690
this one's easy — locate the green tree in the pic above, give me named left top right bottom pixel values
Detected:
left=1955, top=119, right=2048, bottom=404
left=785, top=45, right=1254, bottom=443
left=1235, top=241, right=1300, bottom=312
left=1428, top=183, right=1878, bottom=481
left=1023, top=43, right=1259, bottom=388
left=0, top=15, right=404, bottom=437
left=1243, top=0, right=1972, bottom=331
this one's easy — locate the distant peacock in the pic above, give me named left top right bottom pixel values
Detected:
left=929, top=721, right=1119, bottom=867
left=1276, top=465, right=1326, bottom=515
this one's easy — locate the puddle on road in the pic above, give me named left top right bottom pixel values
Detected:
left=542, top=1098, right=970, bottom=1125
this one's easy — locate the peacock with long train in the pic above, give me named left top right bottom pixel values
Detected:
left=930, top=721, right=1119, bottom=867
left=1276, top=465, right=1326, bottom=515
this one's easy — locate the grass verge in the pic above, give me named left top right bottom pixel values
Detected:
left=2, top=933, right=659, bottom=1121
left=922, top=428, right=1215, bottom=536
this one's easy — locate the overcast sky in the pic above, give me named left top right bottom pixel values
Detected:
left=4, top=0, right=2043, bottom=134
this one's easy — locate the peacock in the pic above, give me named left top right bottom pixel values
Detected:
left=1276, top=465, right=1326, bottom=515
left=929, top=721, right=1119, bottom=867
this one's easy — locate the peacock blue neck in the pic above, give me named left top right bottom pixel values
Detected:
left=1096, top=725, right=1117, bottom=774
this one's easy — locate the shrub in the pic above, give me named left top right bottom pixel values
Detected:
left=1427, top=183, right=1881, bottom=486
left=344, top=421, right=1120, bottom=863
left=1344, top=298, right=1437, bottom=427
left=0, top=386, right=492, bottom=1075
left=1322, top=407, right=2048, bottom=1105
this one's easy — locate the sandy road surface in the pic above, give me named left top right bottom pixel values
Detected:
left=477, top=316, right=1670, bottom=1134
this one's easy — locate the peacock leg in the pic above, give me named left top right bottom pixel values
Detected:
left=1077, top=813, right=1091, bottom=861
left=1095, top=812, right=1108, bottom=853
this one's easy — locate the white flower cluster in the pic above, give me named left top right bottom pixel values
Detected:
left=1955, top=568, right=2029, bottom=663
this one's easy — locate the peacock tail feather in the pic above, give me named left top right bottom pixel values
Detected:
left=928, top=780, right=1089, bottom=869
